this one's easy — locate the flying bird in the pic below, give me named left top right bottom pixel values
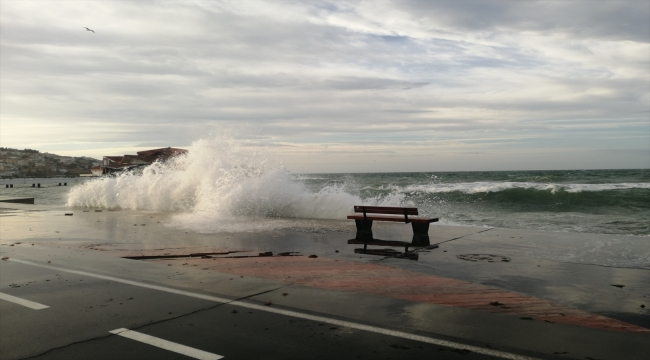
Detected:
left=84, top=27, right=95, bottom=33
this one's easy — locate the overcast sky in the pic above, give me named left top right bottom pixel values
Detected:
left=1, top=0, right=648, bottom=173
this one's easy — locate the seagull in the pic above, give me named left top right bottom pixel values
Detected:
left=84, top=27, right=95, bottom=33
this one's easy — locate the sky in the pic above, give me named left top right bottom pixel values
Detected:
left=1, top=0, right=649, bottom=173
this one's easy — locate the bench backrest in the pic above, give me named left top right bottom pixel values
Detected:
left=353, top=206, right=418, bottom=216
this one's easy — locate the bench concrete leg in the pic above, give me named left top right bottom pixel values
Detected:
left=411, top=222, right=430, bottom=246
left=354, top=219, right=374, bottom=250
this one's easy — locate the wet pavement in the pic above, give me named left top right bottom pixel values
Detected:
left=1, top=259, right=505, bottom=360
left=1, top=203, right=649, bottom=359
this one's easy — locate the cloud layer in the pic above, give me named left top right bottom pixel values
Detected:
left=1, top=0, right=648, bottom=172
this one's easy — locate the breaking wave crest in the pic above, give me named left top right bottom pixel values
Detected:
left=401, top=182, right=650, bottom=194
left=66, top=137, right=401, bottom=222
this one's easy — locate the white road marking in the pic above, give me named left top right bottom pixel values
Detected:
left=10, top=258, right=539, bottom=360
left=109, top=328, right=223, bottom=360
left=0, top=292, right=49, bottom=310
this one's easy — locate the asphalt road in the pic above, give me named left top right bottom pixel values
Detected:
left=1, top=260, right=521, bottom=360
left=2, top=204, right=648, bottom=360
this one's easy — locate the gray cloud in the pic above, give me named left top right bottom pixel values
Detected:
left=396, top=0, right=650, bottom=42
left=0, top=0, right=648, bottom=171
left=321, top=76, right=429, bottom=90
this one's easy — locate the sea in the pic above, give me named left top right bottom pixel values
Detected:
left=299, top=169, right=650, bottom=236
left=1, top=147, right=648, bottom=237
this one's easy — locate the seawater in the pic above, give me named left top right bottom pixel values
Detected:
left=2, top=138, right=648, bottom=236
left=0, top=177, right=88, bottom=205
left=300, top=169, right=650, bottom=236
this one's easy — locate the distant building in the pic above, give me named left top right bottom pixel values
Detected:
left=94, top=147, right=187, bottom=176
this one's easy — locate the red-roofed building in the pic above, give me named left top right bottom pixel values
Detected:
left=94, top=147, right=187, bottom=176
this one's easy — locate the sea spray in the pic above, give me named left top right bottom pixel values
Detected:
left=67, top=136, right=403, bottom=231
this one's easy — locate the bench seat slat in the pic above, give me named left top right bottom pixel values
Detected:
left=353, top=206, right=418, bottom=215
left=347, top=214, right=438, bottom=223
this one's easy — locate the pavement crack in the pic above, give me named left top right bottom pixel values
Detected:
left=17, top=333, right=117, bottom=360
left=17, top=285, right=292, bottom=359
left=118, top=285, right=292, bottom=332
left=17, top=302, right=227, bottom=360
left=432, top=228, right=494, bottom=246
left=227, top=285, right=292, bottom=302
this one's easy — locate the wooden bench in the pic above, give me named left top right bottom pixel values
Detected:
left=347, top=205, right=439, bottom=252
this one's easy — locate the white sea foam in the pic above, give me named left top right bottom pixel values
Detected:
left=400, top=181, right=650, bottom=194
left=66, top=136, right=402, bottom=231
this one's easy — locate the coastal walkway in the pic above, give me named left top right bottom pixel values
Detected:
left=1, top=203, right=649, bottom=360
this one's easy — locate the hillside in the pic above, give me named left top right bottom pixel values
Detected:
left=0, top=148, right=100, bottom=178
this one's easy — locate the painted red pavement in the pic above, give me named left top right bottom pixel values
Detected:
left=153, top=255, right=648, bottom=334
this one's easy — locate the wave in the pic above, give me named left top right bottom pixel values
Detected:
left=66, top=136, right=403, bottom=226
left=399, top=181, right=650, bottom=194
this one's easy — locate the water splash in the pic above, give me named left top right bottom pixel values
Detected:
left=67, top=135, right=402, bottom=231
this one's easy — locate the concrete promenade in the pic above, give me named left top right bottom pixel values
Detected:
left=1, top=203, right=648, bottom=359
